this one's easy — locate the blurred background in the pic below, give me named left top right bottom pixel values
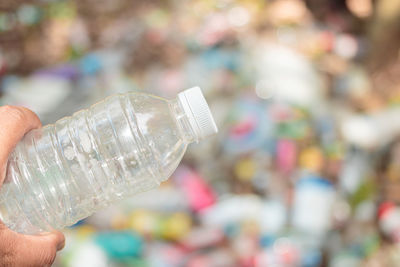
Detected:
left=2, top=0, right=400, bottom=266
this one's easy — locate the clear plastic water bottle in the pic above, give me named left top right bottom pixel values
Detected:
left=0, top=87, right=218, bottom=234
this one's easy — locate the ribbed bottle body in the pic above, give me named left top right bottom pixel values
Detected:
left=0, top=92, right=190, bottom=234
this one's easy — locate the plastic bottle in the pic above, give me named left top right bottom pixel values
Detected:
left=0, top=87, right=217, bottom=234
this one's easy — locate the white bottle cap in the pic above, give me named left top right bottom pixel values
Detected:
left=178, top=87, right=218, bottom=141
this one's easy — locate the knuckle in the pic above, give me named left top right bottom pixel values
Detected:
left=1, top=250, right=14, bottom=267
left=0, top=237, right=17, bottom=267
left=37, top=249, right=56, bottom=267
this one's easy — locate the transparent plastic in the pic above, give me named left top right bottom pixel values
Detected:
left=0, top=88, right=216, bottom=234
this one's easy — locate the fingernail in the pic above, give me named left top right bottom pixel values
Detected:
left=57, top=239, right=65, bottom=251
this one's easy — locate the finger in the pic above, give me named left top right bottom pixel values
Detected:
left=0, top=106, right=41, bottom=182
left=10, top=230, right=65, bottom=267
left=37, top=231, right=66, bottom=251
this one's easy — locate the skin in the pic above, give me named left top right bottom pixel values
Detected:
left=0, top=106, right=65, bottom=267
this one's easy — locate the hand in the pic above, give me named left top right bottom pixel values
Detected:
left=0, top=106, right=65, bottom=267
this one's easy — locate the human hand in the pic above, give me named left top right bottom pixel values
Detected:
left=0, top=106, right=65, bottom=267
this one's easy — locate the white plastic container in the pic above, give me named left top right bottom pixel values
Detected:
left=292, top=176, right=335, bottom=235
left=0, top=87, right=217, bottom=234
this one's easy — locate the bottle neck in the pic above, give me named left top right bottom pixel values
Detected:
left=169, top=99, right=198, bottom=144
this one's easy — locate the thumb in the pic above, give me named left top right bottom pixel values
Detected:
left=0, top=224, right=65, bottom=267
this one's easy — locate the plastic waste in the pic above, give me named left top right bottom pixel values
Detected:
left=0, top=86, right=217, bottom=234
left=292, top=176, right=335, bottom=235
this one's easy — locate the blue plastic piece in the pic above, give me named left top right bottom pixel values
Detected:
left=80, top=54, right=102, bottom=75
left=297, top=175, right=333, bottom=190
left=94, top=231, right=143, bottom=260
